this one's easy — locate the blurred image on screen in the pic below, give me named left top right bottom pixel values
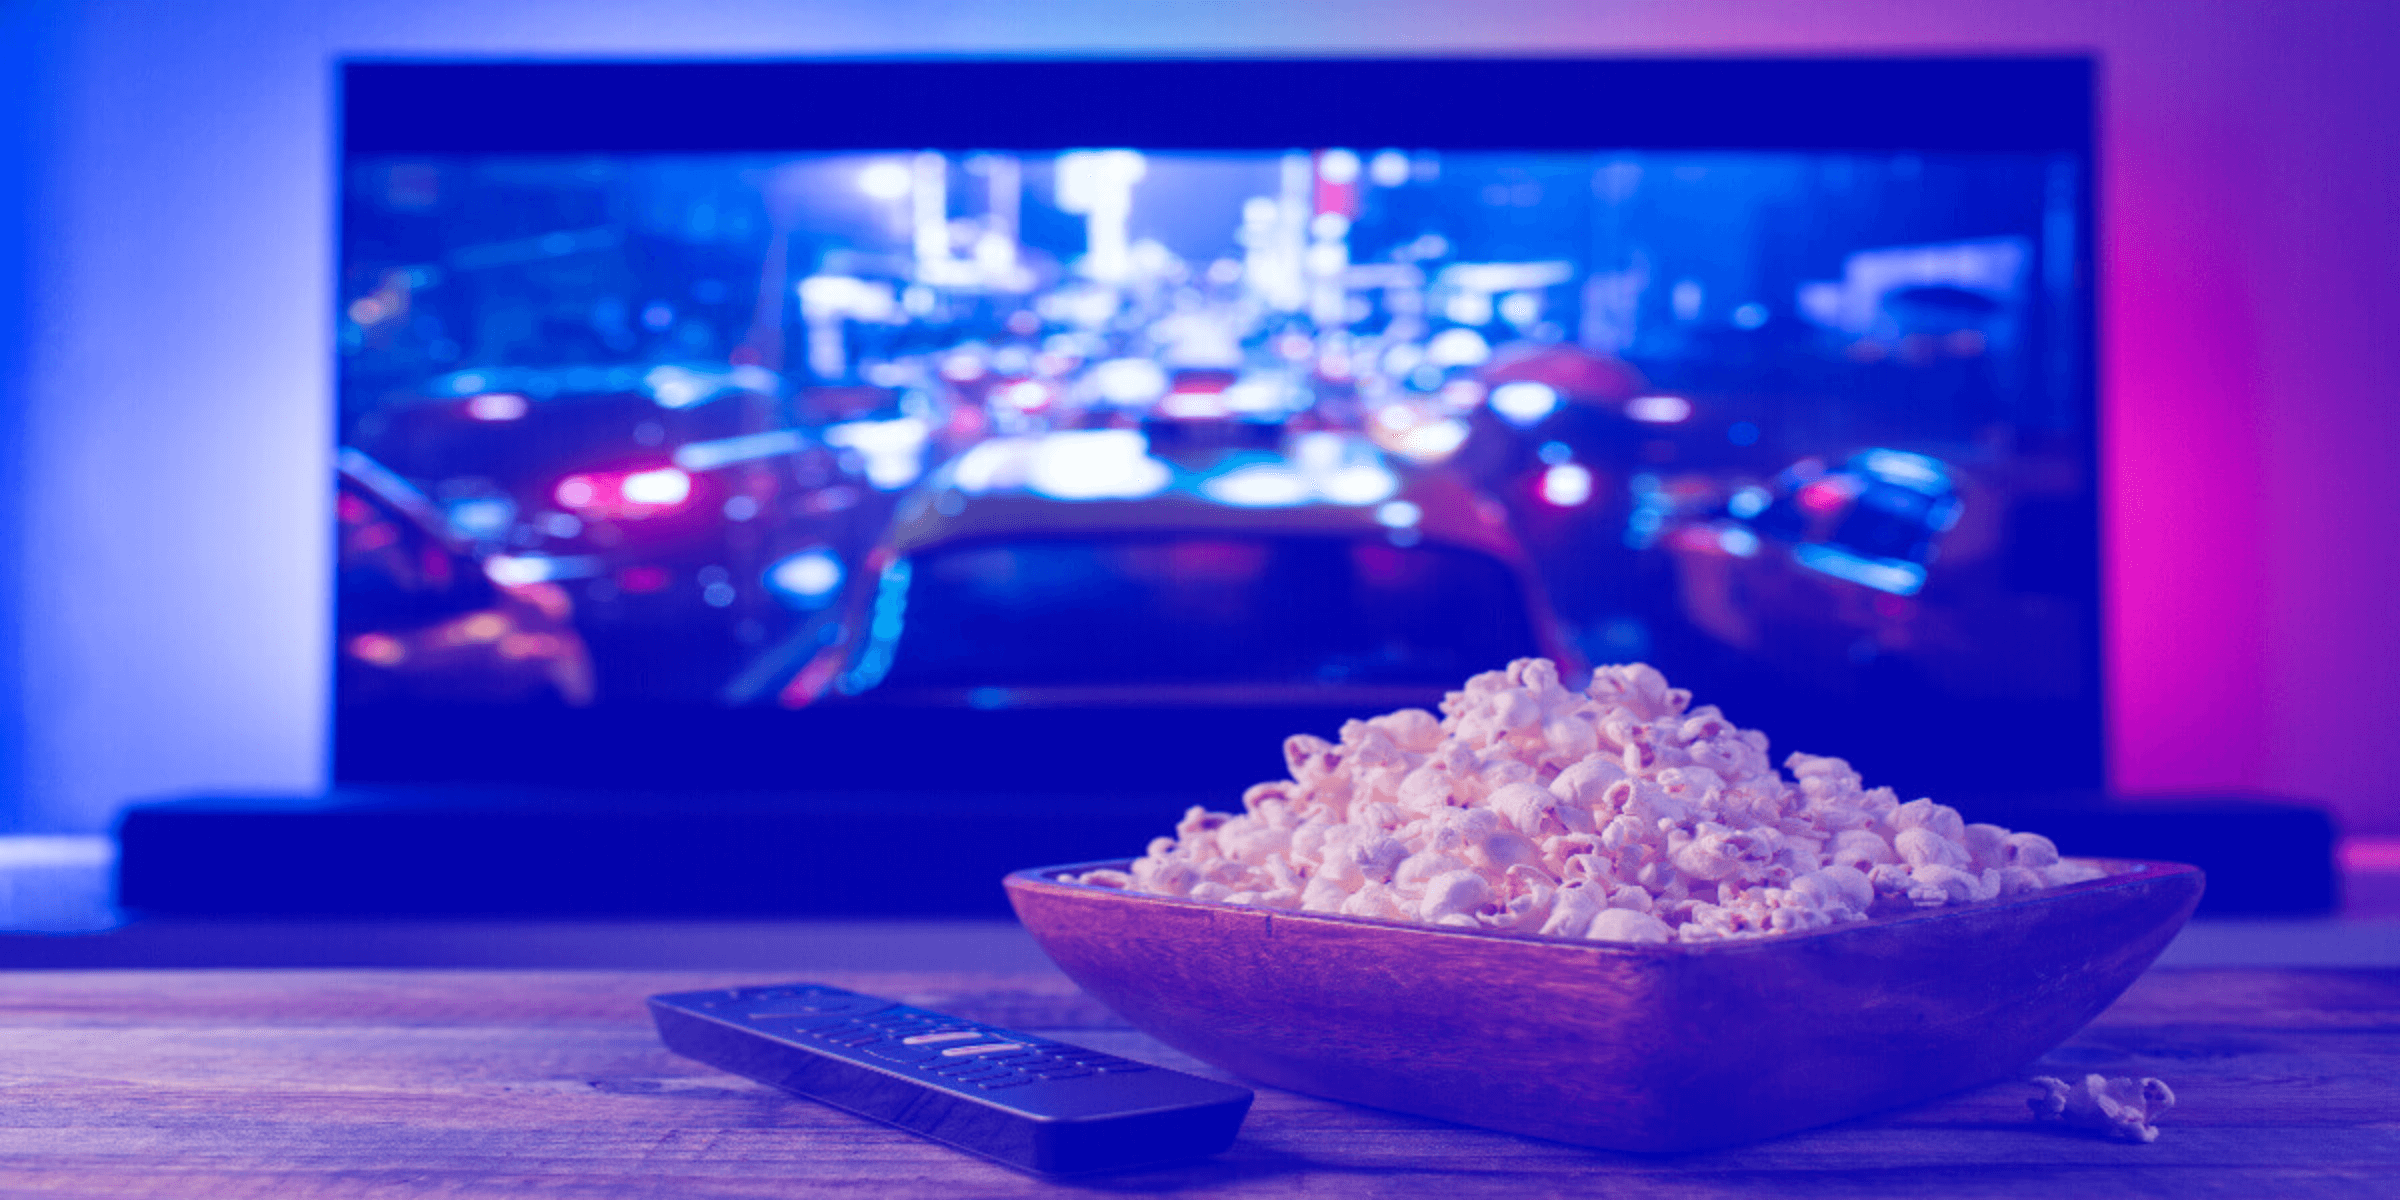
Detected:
left=339, top=141, right=2091, bottom=795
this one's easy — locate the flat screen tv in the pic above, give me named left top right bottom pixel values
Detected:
left=335, top=58, right=2097, bottom=805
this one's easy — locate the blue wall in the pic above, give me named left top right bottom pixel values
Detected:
left=0, top=2, right=68, bottom=831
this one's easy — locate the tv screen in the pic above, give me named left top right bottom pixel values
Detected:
left=336, top=59, right=2096, bottom=802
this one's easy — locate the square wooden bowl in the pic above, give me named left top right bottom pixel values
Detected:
left=1004, top=858, right=2202, bottom=1152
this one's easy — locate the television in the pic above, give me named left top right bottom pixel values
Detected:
left=332, top=57, right=2097, bottom=809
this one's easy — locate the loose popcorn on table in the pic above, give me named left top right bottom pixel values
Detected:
left=2029, top=1074, right=2175, bottom=1143
left=1078, top=659, right=2109, bottom=944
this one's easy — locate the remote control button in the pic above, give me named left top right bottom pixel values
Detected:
left=901, top=1031, right=984, bottom=1045
left=740, top=993, right=892, bottom=1021
left=932, top=1062, right=1010, bottom=1079
left=960, top=1053, right=1039, bottom=1071
left=940, top=1066, right=1014, bottom=1083
left=975, top=1075, right=1037, bottom=1090
left=1065, top=1055, right=1152, bottom=1072
left=1032, top=1068, right=1095, bottom=1081
left=939, top=1042, right=1026, bottom=1057
left=860, top=1043, right=946, bottom=1064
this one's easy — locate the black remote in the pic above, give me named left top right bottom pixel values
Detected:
left=647, top=982, right=1254, bottom=1175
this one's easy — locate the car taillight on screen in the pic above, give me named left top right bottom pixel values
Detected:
left=1797, top=477, right=1857, bottom=516
left=554, top=467, right=692, bottom=519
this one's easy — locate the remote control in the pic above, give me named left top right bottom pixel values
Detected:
left=647, top=982, right=1254, bottom=1175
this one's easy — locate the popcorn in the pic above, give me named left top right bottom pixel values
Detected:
left=2029, top=1074, right=2175, bottom=1143
left=1095, top=659, right=2116, bottom=944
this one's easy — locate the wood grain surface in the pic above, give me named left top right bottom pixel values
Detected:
left=0, top=967, right=2393, bottom=1198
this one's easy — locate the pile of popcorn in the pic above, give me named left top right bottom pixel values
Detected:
left=1080, top=659, right=2107, bottom=944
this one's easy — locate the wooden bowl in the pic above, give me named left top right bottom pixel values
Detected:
left=1004, top=858, right=2202, bottom=1153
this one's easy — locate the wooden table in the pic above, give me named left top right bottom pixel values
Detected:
left=1, top=967, right=2393, bottom=1197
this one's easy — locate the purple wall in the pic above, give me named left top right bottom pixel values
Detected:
left=4, top=0, right=2395, bottom=834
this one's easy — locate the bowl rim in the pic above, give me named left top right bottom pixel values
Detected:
left=1005, top=856, right=2203, bottom=958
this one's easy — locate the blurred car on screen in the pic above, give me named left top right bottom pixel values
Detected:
left=406, top=371, right=942, bottom=699
left=1748, top=448, right=1965, bottom=597
left=738, top=427, right=1583, bottom=711
left=336, top=449, right=595, bottom=705
left=348, top=366, right=790, bottom=577
left=1640, top=447, right=1972, bottom=670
